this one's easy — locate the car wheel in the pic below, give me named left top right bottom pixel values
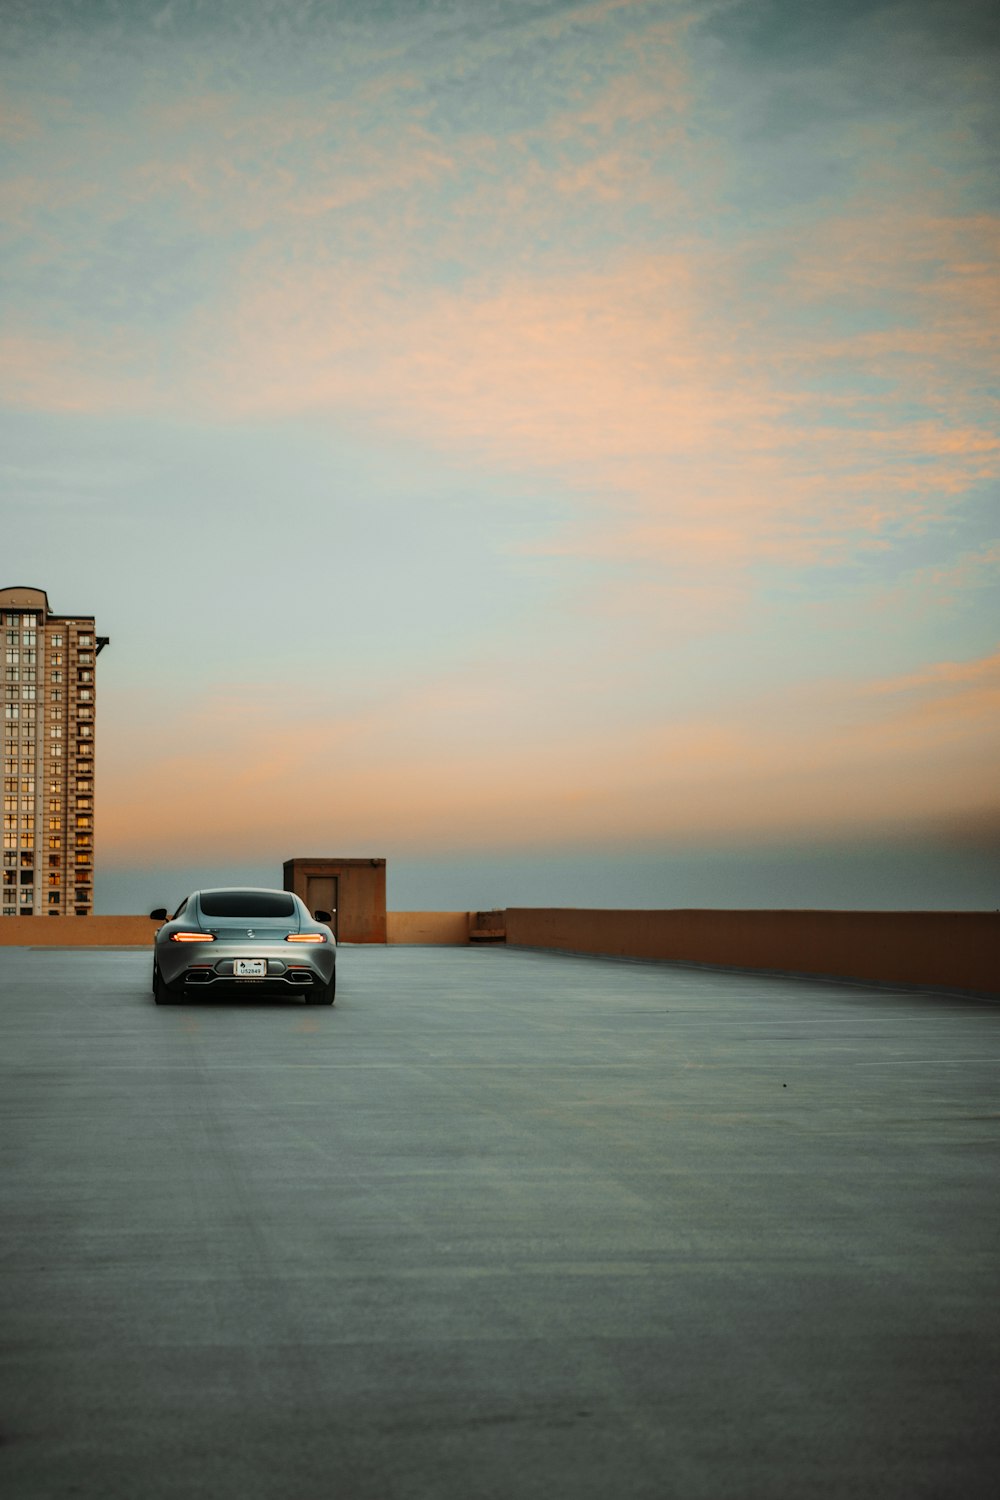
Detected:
left=153, top=964, right=179, bottom=1005
left=307, top=972, right=336, bottom=1006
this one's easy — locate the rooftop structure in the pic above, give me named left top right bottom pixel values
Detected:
left=1, top=586, right=109, bottom=917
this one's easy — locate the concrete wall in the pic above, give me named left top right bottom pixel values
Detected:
left=2, top=910, right=997, bottom=993
left=0, top=916, right=157, bottom=946
left=0, top=914, right=471, bottom=947
left=505, top=908, right=1000, bottom=996
left=386, top=912, right=471, bottom=945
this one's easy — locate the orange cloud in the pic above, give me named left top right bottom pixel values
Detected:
left=173, top=227, right=996, bottom=586
left=5, top=22, right=995, bottom=599
left=97, top=646, right=1000, bottom=863
left=0, top=330, right=156, bottom=413
left=861, top=650, right=1000, bottom=738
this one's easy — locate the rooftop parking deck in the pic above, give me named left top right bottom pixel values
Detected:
left=1, top=945, right=998, bottom=1499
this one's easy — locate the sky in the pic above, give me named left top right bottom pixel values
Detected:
left=2, top=0, right=998, bottom=913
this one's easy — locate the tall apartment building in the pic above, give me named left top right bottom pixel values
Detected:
left=1, top=586, right=109, bottom=918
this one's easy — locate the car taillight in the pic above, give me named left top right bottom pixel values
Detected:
left=170, top=932, right=216, bottom=942
left=285, top=933, right=325, bottom=943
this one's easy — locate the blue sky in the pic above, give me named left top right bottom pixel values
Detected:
left=2, top=0, right=997, bottom=910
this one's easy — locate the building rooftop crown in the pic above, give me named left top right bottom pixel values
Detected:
left=0, top=586, right=50, bottom=614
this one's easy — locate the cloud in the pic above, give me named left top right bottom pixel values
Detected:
left=7, top=203, right=993, bottom=592
left=5, top=1, right=992, bottom=585
left=176, top=215, right=998, bottom=585
left=98, top=644, right=1000, bottom=861
left=6, top=0, right=998, bottom=876
left=863, top=648, right=1000, bottom=732
left=0, top=330, right=157, bottom=413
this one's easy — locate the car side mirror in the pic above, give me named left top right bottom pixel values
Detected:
left=149, top=908, right=168, bottom=921
left=314, top=909, right=333, bottom=923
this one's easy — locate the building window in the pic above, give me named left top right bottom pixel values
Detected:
left=50, top=726, right=62, bottom=738
left=22, top=633, right=36, bottom=647
left=51, top=671, right=62, bottom=683
left=78, top=636, right=92, bottom=647
left=48, top=837, right=61, bottom=849
left=51, top=635, right=63, bottom=648
left=22, top=686, right=36, bottom=701
left=48, top=892, right=60, bottom=905
left=4, top=706, right=17, bottom=720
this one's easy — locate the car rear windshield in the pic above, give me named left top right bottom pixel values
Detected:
left=198, top=890, right=296, bottom=918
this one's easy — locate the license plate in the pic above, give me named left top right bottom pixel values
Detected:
left=234, top=959, right=267, bottom=977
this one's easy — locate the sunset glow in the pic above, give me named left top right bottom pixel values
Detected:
left=2, top=0, right=997, bottom=910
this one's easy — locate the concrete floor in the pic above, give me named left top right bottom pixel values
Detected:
left=1, top=944, right=998, bottom=1499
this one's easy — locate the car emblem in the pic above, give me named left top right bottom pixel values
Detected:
left=247, top=929, right=255, bottom=937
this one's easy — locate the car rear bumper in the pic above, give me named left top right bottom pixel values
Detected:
left=157, top=943, right=335, bottom=989
left=180, top=968, right=328, bottom=995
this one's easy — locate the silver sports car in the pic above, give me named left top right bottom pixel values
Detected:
left=150, top=887, right=336, bottom=1005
